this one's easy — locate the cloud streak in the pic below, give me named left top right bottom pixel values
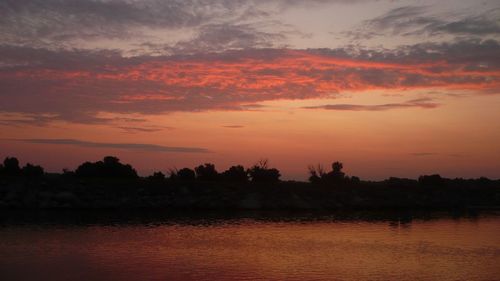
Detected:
left=303, top=98, right=440, bottom=111
left=223, top=125, right=245, bottom=128
left=349, top=6, right=500, bottom=40
left=19, top=139, right=210, bottom=153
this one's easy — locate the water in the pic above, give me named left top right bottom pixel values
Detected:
left=1, top=211, right=499, bottom=281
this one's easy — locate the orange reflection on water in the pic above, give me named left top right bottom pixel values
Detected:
left=1, top=214, right=500, bottom=281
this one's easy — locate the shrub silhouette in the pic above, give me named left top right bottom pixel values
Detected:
left=195, top=163, right=219, bottom=181
left=75, top=156, right=138, bottom=178
left=419, top=174, right=445, bottom=187
left=247, top=159, right=280, bottom=183
left=21, top=163, right=44, bottom=178
left=309, top=161, right=357, bottom=185
left=3, top=157, right=21, bottom=176
left=326, top=161, right=346, bottom=183
left=308, top=164, right=326, bottom=184
left=170, top=168, right=196, bottom=181
left=148, top=171, right=166, bottom=180
left=222, top=165, right=248, bottom=182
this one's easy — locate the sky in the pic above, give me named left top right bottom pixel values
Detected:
left=0, top=0, right=499, bottom=180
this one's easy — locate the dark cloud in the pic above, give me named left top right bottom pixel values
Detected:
left=0, top=39, right=498, bottom=125
left=222, top=125, right=245, bottom=128
left=411, top=152, right=438, bottom=157
left=117, top=125, right=175, bottom=133
left=19, top=138, right=210, bottom=153
left=348, top=6, right=500, bottom=40
left=0, top=0, right=216, bottom=45
left=0, top=0, right=356, bottom=50
left=168, top=23, right=287, bottom=54
left=303, top=98, right=440, bottom=111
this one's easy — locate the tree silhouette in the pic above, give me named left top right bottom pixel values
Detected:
left=195, top=163, right=219, bottom=181
left=175, top=168, right=196, bottom=181
left=221, top=165, right=248, bottom=182
left=326, top=161, right=346, bottom=183
left=75, top=156, right=138, bottom=178
left=3, top=157, right=21, bottom=176
left=418, top=174, right=445, bottom=187
left=308, top=161, right=357, bottom=185
left=247, top=159, right=281, bottom=183
left=308, top=164, right=326, bottom=184
left=21, top=163, right=44, bottom=178
left=148, top=171, right=166, bottom=180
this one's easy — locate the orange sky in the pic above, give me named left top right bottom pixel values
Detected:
left=1, top=0, right=499, bottom=180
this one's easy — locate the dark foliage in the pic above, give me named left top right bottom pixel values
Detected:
left=221, top=165, right=248, bottom=182
left=309, top=161, right=356, bottom=185
left=247, top=159, right=281, bottom=183
left=21, top=163, right=44, bottom=178
left=2, top=157, right=21, bottom=176
left=195, top=163, right=219, bottom=181
left=419, top=174, right=445, bottom=187
left=171, top=168, right=196, bottom=181
left=148, top=171, right=166, bottom=181
left=75, top=156, right=138, bottom=178
left=1, top=156, right=499, bottom=210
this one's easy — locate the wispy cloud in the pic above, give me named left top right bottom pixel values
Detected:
left=117, top=126, right=174, bottom=133
left=222, top=125, right=245, bottom=128
left=347, top=6, right=500, bottom=40
left=18, top=139, right=210, bottom=153
left=303, top=98, right=440, bottom=111
left=411, top=152, right=438, bottom=157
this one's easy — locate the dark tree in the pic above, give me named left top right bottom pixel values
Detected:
left=103, top=156, right=120, bottom=165
left=174, top=168, right=196, bottom=181
left=195, top=163, right=219, bottom=181
left=3, top=157, right=21, bottom=176
left=75, top=156, right=138, bottom=178
left=21, top=163, right=44, bottom=178
left=308, top=164, right=325, bottom=184
left=324, top=161, right=346, bottom=184
left=350, top=176, right=361, bottom=184
left=148, top=171, right=166, bottom=180
left=62, top=168, right=75, bottom=178
left=221, top=165, right=248, bottom=182
left=309, top=161, right=359, bottom=185
left=418, top=174, right=445, bottom=187
left=247, top=159, right=281, bottom=183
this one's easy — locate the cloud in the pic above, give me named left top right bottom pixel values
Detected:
left=0, top=39, right=498, bottom=125
left=18, top=139, right=210, bottom=153
left=168, top=23, right=288, bottom=54
left=348, top=6, right=500, bottom=40
left=117, top=126, right=173, bottom=133
left=410, top=152, right=465, bottom=158
left=222, top=125, right=245, bottom=128
left=0, top=0, right=351, bottom=51
left=0, top=0, right=217, bottom=45
left=411, top=152, right=438, bottom=157
left=303, top=98, right=440, bottom=111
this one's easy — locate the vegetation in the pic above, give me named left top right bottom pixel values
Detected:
left=0, top=156, right=499, bottom=210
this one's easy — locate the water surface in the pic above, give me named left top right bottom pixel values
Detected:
left=1, top=211, right=499, bottom=281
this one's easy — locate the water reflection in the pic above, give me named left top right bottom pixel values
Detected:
left=0, top=210, right=499, bottom=281
left=0, top=209, right=485, bottom=227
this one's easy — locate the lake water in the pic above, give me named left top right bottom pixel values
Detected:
left=1, top=211, right=499, bottom=281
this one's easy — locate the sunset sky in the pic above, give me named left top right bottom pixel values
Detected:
left=1, top=0, right=499, bottom=180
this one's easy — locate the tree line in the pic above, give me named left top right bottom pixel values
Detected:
left=0, top=155, right=497, bottom=187
left=0, top=156, right=352, bottom=184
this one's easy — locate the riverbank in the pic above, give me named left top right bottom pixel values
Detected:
left=1, top=176, right=499, bottom=210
